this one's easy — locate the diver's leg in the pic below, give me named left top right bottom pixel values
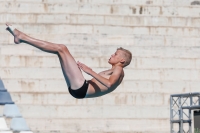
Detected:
left=6, top=24, right=85, bottom=89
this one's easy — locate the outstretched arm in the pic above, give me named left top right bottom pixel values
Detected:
left=77, top=61, right=122, bottom=88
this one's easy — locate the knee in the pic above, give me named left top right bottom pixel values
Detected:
left=57, top=44, right=69, bottom=53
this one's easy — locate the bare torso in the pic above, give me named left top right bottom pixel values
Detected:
left=85, top=68, right=124, bottom=98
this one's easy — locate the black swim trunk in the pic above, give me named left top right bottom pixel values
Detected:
left=68, top=80, right=89, bottom=99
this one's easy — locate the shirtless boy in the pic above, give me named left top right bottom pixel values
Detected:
left=6, top=23, right=132, bottom=99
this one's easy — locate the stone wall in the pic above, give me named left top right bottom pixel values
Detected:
left=0, top=0, right=200, bottom=132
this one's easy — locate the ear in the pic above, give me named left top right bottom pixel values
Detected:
left=120, top=58, right=125, bottom=65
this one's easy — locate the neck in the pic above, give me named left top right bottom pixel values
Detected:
left=111, top=63, right=123, bottom=69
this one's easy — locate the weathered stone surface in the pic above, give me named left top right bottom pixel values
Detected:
left=0, top=0, right=200, bottom=132
left=25, top=118, right=170, bottom=132
left=10, top=92, right=168, bottom=106
left=17, top=105, right=170, bottom=119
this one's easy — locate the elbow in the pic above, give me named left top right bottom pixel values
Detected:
left=106, top=83, right=112, bottom=88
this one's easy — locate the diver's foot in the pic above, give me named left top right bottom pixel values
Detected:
left=6, top=23, right=22, bottom=44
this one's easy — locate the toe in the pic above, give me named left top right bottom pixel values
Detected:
left=6, top=23, right=12, bottom=27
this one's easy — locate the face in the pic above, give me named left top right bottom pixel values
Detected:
left=108, top=50, right=124, bottom=65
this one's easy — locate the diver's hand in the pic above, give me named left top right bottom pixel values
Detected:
left=77, top=61, right=93, bottom=75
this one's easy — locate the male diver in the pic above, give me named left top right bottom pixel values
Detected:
left=6, top=23, right=132, bottom=99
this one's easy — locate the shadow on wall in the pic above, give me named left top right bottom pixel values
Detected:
left=0, top=79, right=32, bottom=132
left=191, top=1, right=200, bottom=5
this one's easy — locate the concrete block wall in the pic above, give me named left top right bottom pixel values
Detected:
left=0, top=0, right=200, bottom=132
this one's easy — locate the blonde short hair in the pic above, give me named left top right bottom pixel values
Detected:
left=117, top=47, right=132, bottom=67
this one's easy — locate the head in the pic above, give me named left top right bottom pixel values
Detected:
left=108, top=47, right=132, bottom=67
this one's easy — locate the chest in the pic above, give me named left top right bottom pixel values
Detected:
left=99, top=70, right=113, bottom=78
